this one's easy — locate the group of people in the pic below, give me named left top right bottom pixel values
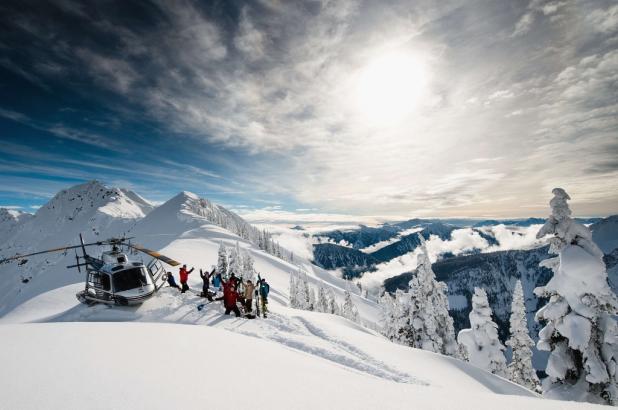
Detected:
left=166, top=264, right=270, bottom=318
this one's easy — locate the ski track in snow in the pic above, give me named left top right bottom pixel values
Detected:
left=38, top=286, right=423, bottom=386
left=228, top=310, right=423, bottom=385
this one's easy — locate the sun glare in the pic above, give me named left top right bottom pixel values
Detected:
left=355, top=52, right=428, bottom=124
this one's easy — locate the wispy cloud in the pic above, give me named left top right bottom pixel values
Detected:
left=1, top=0, right=617, bottom=217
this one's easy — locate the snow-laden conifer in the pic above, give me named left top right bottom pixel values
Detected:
left=458, top=287, right=507, bottom=376
left=241, top=250, right=255, bottom=281
left=391, top=289, right=411, bottom=345
left=289, top=272, right=298, bottom=308
left=317, top=286, right=329, bottom=313
left=308, top=286, right=316, bottom=311
left=406, top=234, right=458, bottom=356
left=216, top=242, right=228, bottom=278
left=506, top=280, right=540, bottom=392
left=328, top=287, right=340, bottom=315
left=379, top=292, right=396, bottom=339
left=534, top=188, right=618, bottom=404
left=227, top=242, right=242, bottom=278
left=342, top=289, right=359, bottom=323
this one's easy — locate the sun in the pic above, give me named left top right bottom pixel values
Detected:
left=354, top=52, right=429, bottom=124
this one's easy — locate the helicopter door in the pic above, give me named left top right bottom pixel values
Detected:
left=87, top=271, right=113, bottom=302
left=147, top=259, right=167, bottom=290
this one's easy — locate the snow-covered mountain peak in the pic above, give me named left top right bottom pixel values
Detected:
left=0, top=208, right=32, bottom=223
left=0, top=180, right=155, bottom=258
left=134, top=190, right=255, bottom=239
left=37, top=180, right=153, bottom=222
left=0, top=208, right=33, bottom=238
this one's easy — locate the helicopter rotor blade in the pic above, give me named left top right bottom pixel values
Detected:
left=128, top=244, right=180, bottom=266
left=0, top=241, right=105, bottom=264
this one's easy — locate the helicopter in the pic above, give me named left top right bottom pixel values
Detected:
left=0, top=234, right=180, bottom=306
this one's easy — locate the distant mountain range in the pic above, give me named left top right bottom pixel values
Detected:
left=379, top=216, right=618, bottom=369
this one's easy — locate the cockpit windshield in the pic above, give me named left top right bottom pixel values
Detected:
left=112, top=267, right=148, bottom=292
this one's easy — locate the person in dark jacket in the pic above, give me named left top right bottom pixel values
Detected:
left=199, top=267, right=216, bottom=301
left=179, top=264, right=194, bottom=293
left=259, top=278, right=270, bottom=315
left=166, top=272, right=181, bottom=290
left=222, top=279, right=241, bottom=317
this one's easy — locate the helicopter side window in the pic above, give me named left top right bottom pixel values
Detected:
left=112, top=268, right=148, bottom=293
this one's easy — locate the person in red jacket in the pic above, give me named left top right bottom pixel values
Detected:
left=179, top=264, right=194, bottom=294
left=222, top=279, right=241, bottom=317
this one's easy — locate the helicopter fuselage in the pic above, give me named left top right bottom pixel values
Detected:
left=79, top=250, right=165, bottom=306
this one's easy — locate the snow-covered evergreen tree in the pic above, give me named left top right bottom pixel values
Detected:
left=391, top=289, right=411, bottom=345
left=308, top=287, right=316, bottom=311
left=317, top=286, right=328, bottom=313
left=289, top=272, right=298, bottom=308
left=241, top=251, right=255, bottom=281
left=327, top=288, right=339, bottom=315
left=296, top=271, right=309, bottom=310
left=458, top=287, right=507, bottom=376
left=227, top=242, right=242, bottom=278
left=379, top=292, right=397, bottom=340
left=342, top=289, right=359, bottom=323
left=534, top=188, right=618, bottom=404
left=216, top=242, right=228, bottom=278
left=406, top=234, right=459, bottom=356
left=506, top=280, right=540, bottom=392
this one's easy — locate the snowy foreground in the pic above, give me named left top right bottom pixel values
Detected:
left=0, top=182, right=608, bottom=409
left=0, top=320, right=598, bottom=410
left=0, top=240, right=603, bottom=410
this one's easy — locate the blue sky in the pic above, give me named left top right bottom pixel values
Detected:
left=1, top=0, right=617, bottom=220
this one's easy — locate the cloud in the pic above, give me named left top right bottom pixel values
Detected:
left=587, top=5, right=618, bottom=33
left=234, top=8, right=266, bottom=61
left=236, top=208, right=388, bottom=225
left=1, top=0, right=617, bottom=217
left=0, top=108, right=126, bottom=152
left=511, top=0, right=568, bottom=37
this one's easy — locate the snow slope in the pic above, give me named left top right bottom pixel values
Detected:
left=0, top=321, right=599, bottom=410
left=0, top=182, right=608, bottom=409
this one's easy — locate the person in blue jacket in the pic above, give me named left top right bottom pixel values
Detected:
left=259, top=278, right=270, bottom=316
left=212, top=271, right=222, bottom=291
left=166, top=272, right=181, bottom=291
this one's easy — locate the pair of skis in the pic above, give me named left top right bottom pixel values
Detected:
left=254, top=288, right=267, bottom=318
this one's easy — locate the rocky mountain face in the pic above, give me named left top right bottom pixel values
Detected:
left=313, top=221, right=461, bottom=277
left=591, top=215, right=618, bottom=254
left=312, top=243, right=379, bottom=278
left=318, top=225, right=399, bottom=249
